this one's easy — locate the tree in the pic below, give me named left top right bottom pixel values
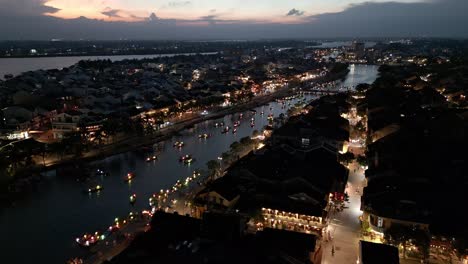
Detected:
left=230, top=141, right=243, bottom=153
left=355, top=121, right=366, bottom=132
left=356, top=155, right=368, bottom=167
left=385, top=224, right=410, bottom=259
left=252, top=130, right=260, bottom=138
left=355, top=83, right=371, bottom=93
left=102, top=118, right=118, bottom=143
left=221, top=152, right=232, bottom=163
left=338, top=152, right=355, bottom=165
left=206, top=160, right=221, bottom=181
left=385, top=225, right=429, bottom=261
left=240, top=136, right=253, bottom=146
left=62, top=132, right=84, bottom=158
left=49, top=142, right=66, bottom=161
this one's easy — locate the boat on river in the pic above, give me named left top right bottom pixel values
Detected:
left=198, top=133, right=211, bottom=139
left=129, top=194, right=137, bottom=204
left=84, top=184, right=103, bottom=193
left=179, top=154, right=194, bottom=164
left=267, top=114, right=274, bottom=121
left=124, top=172, right=136, bottom=182
left=95, top=169, right=109, bottom=177
left=214, top=122, right=225, bottom=127
left=173, top=141, right=185, bottom=148
left=221, top=126, right=230, bottom=134
left=145, top=155, right=157, bottom=162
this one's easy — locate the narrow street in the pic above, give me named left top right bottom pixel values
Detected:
left=322, top=106, right=367, bottom=264
left=321, top=161, right=365, bottom=264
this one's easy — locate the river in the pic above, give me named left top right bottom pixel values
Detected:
left=0, top=52, right=217, bottom=79
left=0, top=64, right=379, bottom=264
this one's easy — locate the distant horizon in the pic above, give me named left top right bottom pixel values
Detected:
left=0, top=37, right=467, bottom=42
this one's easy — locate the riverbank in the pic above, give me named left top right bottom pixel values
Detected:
left=0, top=51, right=218, bottom=59
left=51, top=87, right=294, bottom=168
left=1, top=86, right=295, bottom=204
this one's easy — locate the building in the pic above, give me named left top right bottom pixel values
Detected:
left=51, top=112, right=82, bottom=139
left=359, top=241, right=399, bottom=264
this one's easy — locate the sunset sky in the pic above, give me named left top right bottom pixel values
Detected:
left=42, top=0, right=425, bottom=23
left=0, top=0, right=466, bottom=40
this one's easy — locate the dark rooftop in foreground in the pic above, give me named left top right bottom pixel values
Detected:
left=110, top=211, right=318, bottom=264
left=359, top=241, right=399, bottom=264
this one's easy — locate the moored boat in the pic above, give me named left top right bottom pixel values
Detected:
left=124, top=172, right=135, bottom=182
left=75, top=232, right=104, bottom=247
left=173, top=141, right=185, bottom=148
left=84, top=184, right=103, bottom=193
left=179, top=154, right=193, bottom=163
left=221, top=126, right=230, bottom=134
left=129, top=194, right=137, bottom=204
left=198, top=133, right=211, bottom=139
left=145, top=155, right=157, bottom=162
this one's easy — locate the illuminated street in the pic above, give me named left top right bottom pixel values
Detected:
left=321, top=161, right=366, bottom=264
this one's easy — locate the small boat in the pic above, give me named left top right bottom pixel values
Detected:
left=214, top=122, right=225, bottom=128
left=85, top=184, right=103, bottom=193
left=173, top=141, right=185, bottom=148
left=179, top=154, right=192, bottom=162
left=124, top=173, right=135, bottom=182
left=221, top=126, right=230, bottom=134
left=95, top=169, right=108, bottom=177
left=149, top=194, right=158, bottom=207
left=146, top=155, right=157, bottom=162
left=193, top=170, right=201, bottom=178
left=76, top=232, right=104, bottom=247
left=267, top=114, right=274, bottom=121
left=130, top=194, right=137, bottom=204
left=198, top=133, right=210, bottom=139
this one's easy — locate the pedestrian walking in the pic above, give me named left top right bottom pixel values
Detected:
left=331, top=245, right=335, bottom=256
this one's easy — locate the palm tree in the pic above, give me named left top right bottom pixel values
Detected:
left=385, top=224, right=421, bottom=259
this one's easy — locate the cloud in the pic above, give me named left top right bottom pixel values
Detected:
left=101, top=8, right=121, bottom=18
left=286, top=8, right=304, bottom=16
left=196, top=15, right=224, bottom=25
left=302, top=0, right=468, bottom=37
left=168, top=1, right=191, bottom=8
left=0, top=0, right=60, bottom=16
